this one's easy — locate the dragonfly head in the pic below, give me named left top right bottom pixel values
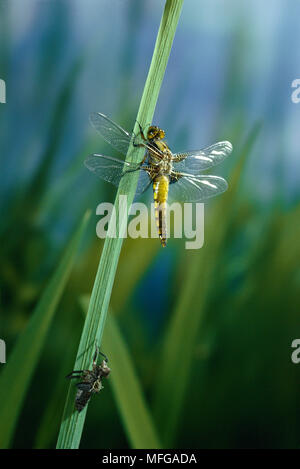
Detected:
left=147, top=126, right=165, bottom=141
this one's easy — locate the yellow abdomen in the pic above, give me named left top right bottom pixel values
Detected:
left=153, top=175, right=169, bottom=247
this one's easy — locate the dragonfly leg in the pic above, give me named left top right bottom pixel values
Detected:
left=172, top=153, right=187, bottom=163
left=137, top=122, right=147, bottom=141
left=92, top=345, right=109, bottom=364
left=66, top=371, right=84, bottom=379
left=99, top=351, right=109, bottom=363
left=133, top=140, right=146, bottom=150
left=93, top=345, right=100, bottom=365
left=122, top=156, right=150, bottom=177
left=133, top=121, right=147, bottom=148
left=140, top=153, right=148, bottom=165
left=169, top=171, right=182, bottom=184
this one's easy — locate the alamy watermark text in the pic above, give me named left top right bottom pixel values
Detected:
left=95, top=195, right=204, bottom=249
left=0, top=339, right=6, bottom=363
left=0, top=78, right=6, bottom=103
left=291, top=79, right=300, bottom=103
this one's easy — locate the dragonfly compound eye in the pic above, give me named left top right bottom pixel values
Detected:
left=147, top=126, right=156, bottom=139
left=157, top=129, right=165, bottom=139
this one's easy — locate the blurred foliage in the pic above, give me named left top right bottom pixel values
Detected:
left=0, top=0, right=300, bottom=450
left=0, top=210, right=90, bottom=448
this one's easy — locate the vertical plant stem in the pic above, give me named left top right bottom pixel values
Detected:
left=79, top=297, right=161, bottom=449
left=57, top=0, right=184, bottom=449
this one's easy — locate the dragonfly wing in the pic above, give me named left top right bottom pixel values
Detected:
left=168, top=174, right=228, bottom=203
left=172, top=141, right=233, bottom=174
left=90, top=112, right=132, bottom=155
left=135, top=167, right=152, bottom=195
left=85, top=154, right=151, bottom=196
left=84, top=154, right=140, bottom=186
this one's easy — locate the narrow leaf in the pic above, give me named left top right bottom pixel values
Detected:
left=80, top=296, right=161, bottom=448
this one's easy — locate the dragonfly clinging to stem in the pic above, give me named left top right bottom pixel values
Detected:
left=85, top=113, right=233, bottom=247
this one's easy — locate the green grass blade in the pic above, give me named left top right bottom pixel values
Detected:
left=34, top=344, right=76, bottom=449
left=153, top=124, right=261, bottom=446
left=56, top=0, right=184, bottom=449
left=80, top=296, right=161, bottom=449
left=0, top=211, right=90, bottom=448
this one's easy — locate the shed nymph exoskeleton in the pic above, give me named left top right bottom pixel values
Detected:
left=66, top=346, right=111, bottom=412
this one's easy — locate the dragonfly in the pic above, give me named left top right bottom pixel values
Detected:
left=85, top=113, right=233, bottom=247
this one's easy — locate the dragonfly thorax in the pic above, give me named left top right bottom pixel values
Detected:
left=158, top=158, right=173, bottom=175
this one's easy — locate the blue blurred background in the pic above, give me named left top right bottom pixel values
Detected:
left=1, top=0, right=300, bottom=449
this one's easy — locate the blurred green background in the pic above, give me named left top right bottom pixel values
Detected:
left=1, top=0, right=300, bottom=449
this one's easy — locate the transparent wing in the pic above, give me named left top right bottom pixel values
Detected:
left=172, top=141, right=233, bottom=174
left=135, top=168, right=152, bottom=195
left=85, top=154, right=132, bottom=185
left=84, top=154, right=151, bottom=195
left=169, top=174, right=228, bottom=203
left=90, top=112, right=133, bottom=155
